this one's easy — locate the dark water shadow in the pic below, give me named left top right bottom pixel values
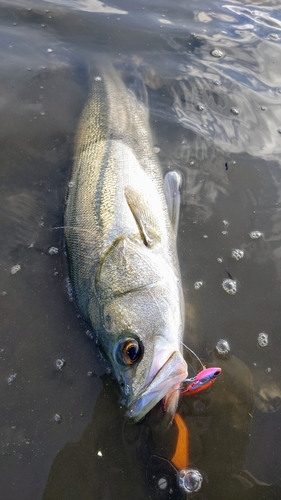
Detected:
left=42, top=349, right=281, bottom=500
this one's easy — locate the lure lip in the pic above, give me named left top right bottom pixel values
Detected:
left=181, top=366, right=221, bottom=396
left=126, top=350, right=187, bottom=421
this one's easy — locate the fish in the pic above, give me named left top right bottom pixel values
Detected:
left=65, top=61, right=188, bottom=422
left=180, top=367, right=222, bottom=396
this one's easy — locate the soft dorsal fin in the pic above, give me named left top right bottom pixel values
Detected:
left=164, top=171, right=182, bottom=235
left=124, top=185, right=161, bottom=248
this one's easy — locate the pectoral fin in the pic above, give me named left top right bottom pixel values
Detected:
left=96, top=236, right=160, bottom=300
left=164, top=171, right=182, bottom=235
left=124, top=186, right=161, bottom=248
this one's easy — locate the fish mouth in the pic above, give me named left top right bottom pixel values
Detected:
left=126, top=350, right=187, bottom=422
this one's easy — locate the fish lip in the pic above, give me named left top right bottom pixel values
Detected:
left=126, top=350, right=187, bottom=421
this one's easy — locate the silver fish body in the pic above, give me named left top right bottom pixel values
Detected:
left=65, top=63, right=187, bottom=421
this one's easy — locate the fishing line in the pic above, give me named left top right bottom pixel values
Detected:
left=181, top=341, right=205, bottom=371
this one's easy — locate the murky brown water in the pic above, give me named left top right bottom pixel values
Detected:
left=1, top=0, right=281, bottom=498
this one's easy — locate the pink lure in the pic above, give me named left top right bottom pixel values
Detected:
left=181, top=367, right=221, bottom=396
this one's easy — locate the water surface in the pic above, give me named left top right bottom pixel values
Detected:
left=1, top=0, right=281, bottom=498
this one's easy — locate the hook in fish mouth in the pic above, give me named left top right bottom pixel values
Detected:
left=126, top=350, right=187, bottom=422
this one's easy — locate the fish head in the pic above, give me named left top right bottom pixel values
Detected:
left=98, top=286, right=188, bottom=422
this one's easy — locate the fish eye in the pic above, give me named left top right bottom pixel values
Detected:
left=118, top=338, right=142, bottom=365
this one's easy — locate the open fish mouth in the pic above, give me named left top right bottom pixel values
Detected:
left=126, top=350, right=187, bottom=422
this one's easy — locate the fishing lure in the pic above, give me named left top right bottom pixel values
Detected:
left=181, top=367, right=221, bottom=396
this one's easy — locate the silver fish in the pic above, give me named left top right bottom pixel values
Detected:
left=65, top=62, right=187, bottom=422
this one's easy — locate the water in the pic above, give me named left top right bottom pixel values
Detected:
left=1, top=0, right=281, bottom=498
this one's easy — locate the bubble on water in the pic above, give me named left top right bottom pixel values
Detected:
left=153, top=146, right=160, bottom=154
left=266, top=367, right=271, bottom=373
left=222, top=230, right=228, bottom=235
left=7, top=373, right=17, bottom=384
left=40, top=111, right=46, bottom=116
left=222, top=278, right=237, bottom=295
left=231, top=249, right=244, bottom=261
left=86, top=330, right=94, bottom=340
left=54, top=414, right=62, bottom=423
left=217, top=257, right=223, bottom=263
left=194, top=281, right=203, bottom=290
left=203, top=234, right=208, bottom=239
left=68, top=181, right=74, bottom=188
left=178, top=468, right=203, bottom=493
left=97, top=450, right=103, bottom=457
left=55, top=359, right=65, bottom=370
left=230, top=107, right=240, bottom=115
left=257, top=332, right=268, bottom=347
left=11, top=264, right=21, bottom=275
left=87, top=371, right=94, bottom=377
left=210, top=48, right=224, bottom=58
left=269, top=33, right=279, bottom=40
left=66, top=277, right=74, bottom=302
left=41, top=24, right=46, bottom=28
left=47, top=48, right=53, bottom=53
left=215, top=339, right=230, bottom=356
left=260, top=106, right=267, bottom=111
left=213, top=80, right=220, bottom=85
left=94, top=76, right=102, bottom=82
left=249, top=231, right=263, bottom=239
left=197, top=104, right=204, bottom=111
left=48, top=246, right=59, bottom=255
left=278, top=129, right=281, bottom=135
left=106, top=366, right=112, bottom=374
left=222, top=220, right=229, bottom=227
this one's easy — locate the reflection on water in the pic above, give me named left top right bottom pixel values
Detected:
left=1, top=0, right=281, bottom=498
left=42, top=349, right=281, bottom=499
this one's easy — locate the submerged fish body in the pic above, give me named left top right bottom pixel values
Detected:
left=65, top=62, right=187, bottom=421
